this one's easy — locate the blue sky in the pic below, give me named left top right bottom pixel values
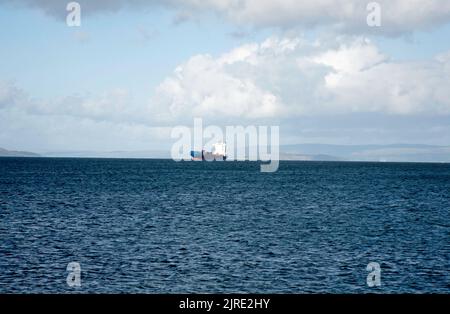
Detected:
left=0, top=7, right=236, bottom=99
left=1, top=1, right=450, bottom=152
left=0, top=5, right=275, bottom=101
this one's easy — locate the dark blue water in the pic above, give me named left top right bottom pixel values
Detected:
left=0, top=158, right=449, bottom=293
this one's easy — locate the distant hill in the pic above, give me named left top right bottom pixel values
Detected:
left=0, top=147, right=40, bottom=157
left=279, top=152, right=342, bottom=161
left=282, top=144, right=450, bottom=163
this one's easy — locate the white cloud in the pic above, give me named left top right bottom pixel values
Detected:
left=152, top=52, right=283, bottom=121
left=0, top=107, right=170, bottom=152
left=180, top=0, right=450, bottom=36
left=0, top=81, right=169, bottom=151
left=203, top=0, right=450, bottom=35
left=0, top=84, right=153, bottom=124
left=0, top=81, right=25, bottom=109
left=151, top=36, right=450, bottom=120
left=4, top=0, right=450, bottom=35
left=310, top=38, right=387, bottom=74
left=311, top=43, right=450, bottom=115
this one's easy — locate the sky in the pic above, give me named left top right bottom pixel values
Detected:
left=1, top=0, right=450, bottom=153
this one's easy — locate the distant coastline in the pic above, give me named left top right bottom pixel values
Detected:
left=2, top=144, right=450, bottom=163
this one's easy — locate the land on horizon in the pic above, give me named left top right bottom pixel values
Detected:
left=1, top=144, right=449, bottom=163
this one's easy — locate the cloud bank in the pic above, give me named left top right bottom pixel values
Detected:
left=3, top=0, right=450, bottom=35
left=6, top=36, right=447, bottom=124
left=2, top=35, right=450, bottom=150
left=151, top=36, right=450, bottom=122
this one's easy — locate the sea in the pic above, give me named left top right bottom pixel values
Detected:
left=0, top=157, right=449, bottom=293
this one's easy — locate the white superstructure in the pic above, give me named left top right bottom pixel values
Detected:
left=212, top=142, right=226, bottom=157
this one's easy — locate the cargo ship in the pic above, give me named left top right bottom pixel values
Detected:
left=190, top=142, right=227, bottom=161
